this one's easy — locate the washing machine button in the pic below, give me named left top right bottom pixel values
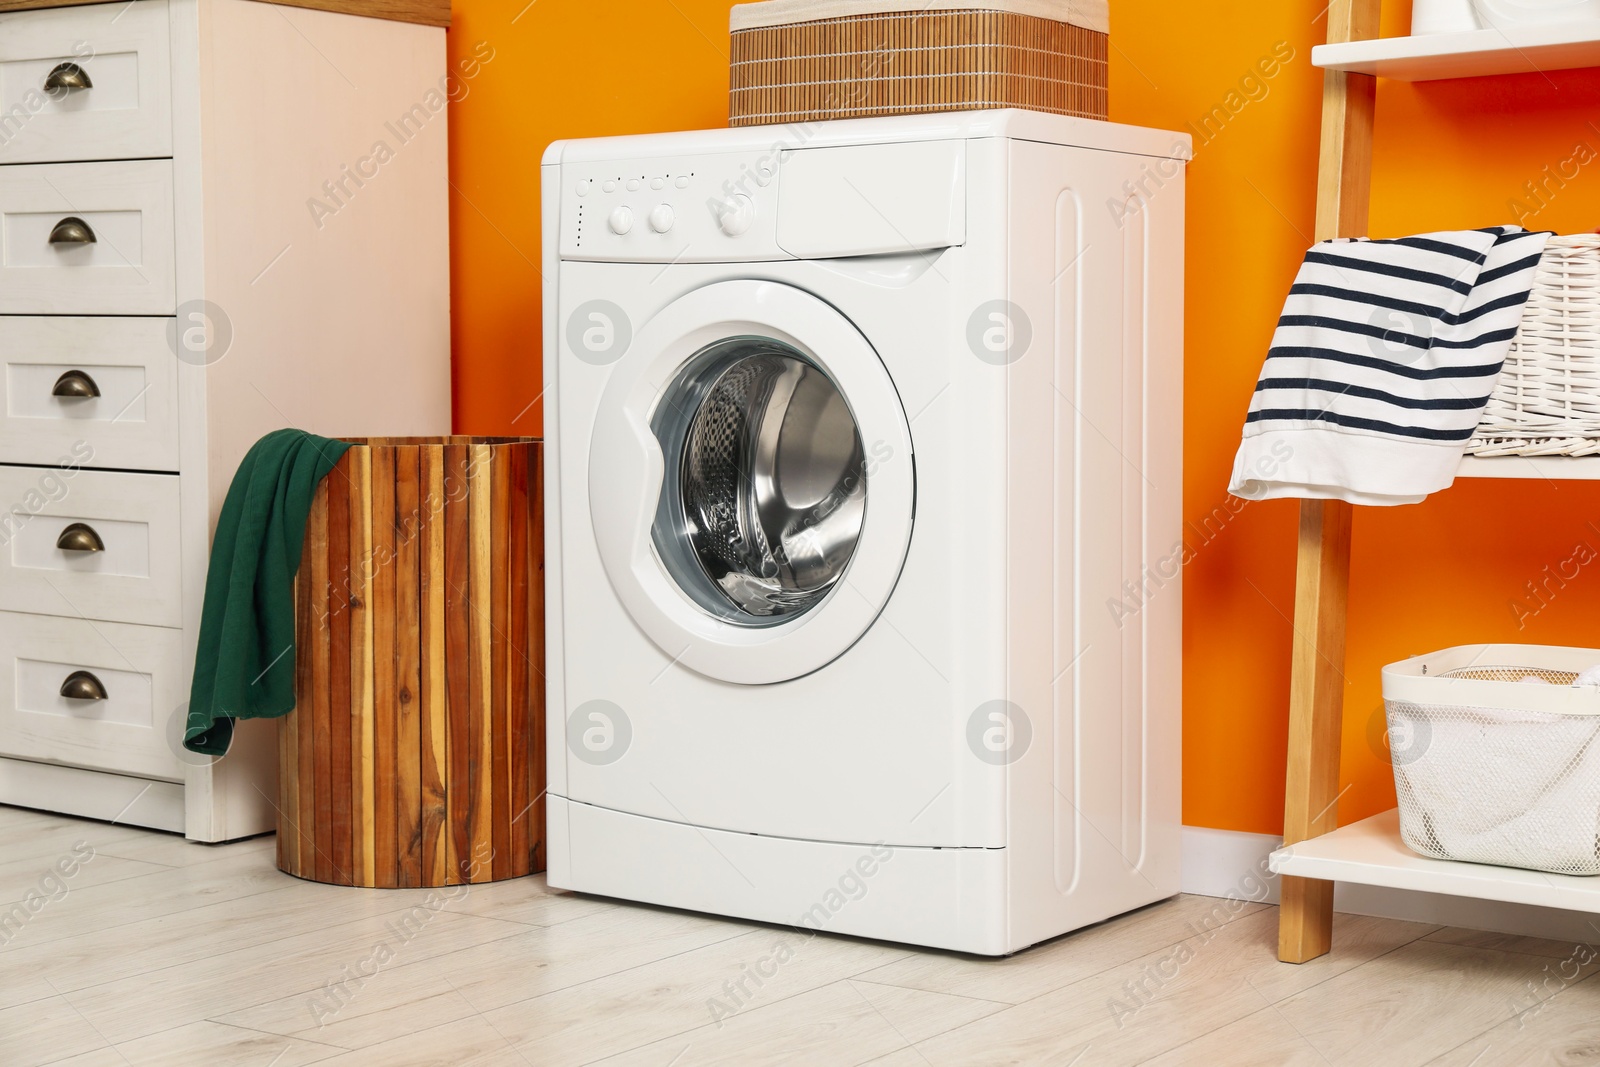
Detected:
left=716, top=193, right=755, bottom=237
left=608, top=205, right=634, bottom=235
left=648, top=204, right=675, bottom=233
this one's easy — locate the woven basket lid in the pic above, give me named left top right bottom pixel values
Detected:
left=729, top=0, right=1110, bottom=35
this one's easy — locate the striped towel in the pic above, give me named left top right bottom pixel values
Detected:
left=1230, top=226, right=1550, bottom=505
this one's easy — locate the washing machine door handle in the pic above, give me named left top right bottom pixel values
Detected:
left=588, top=379, right=663, bottom=592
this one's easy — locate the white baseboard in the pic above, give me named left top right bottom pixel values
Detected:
left=1181, top=824, right=1600, bottom=945
left=1181, top=825, right=1283, bottom=905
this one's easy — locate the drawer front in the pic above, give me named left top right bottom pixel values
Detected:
left=0, top=466, right=181, bottom=627
left=0, top=612, right=183, bottom=781
left=0, top=317, right=180, bottom=472
left=0, top=159, right=177, bottom=315
left=0, top=0, right=173, bottom=165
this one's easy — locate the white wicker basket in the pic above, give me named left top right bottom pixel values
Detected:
left=1470, top=234, right=1600, bottom=457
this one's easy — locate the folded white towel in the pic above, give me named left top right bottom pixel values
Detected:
left=1230, top=226, right=1550, bottom=505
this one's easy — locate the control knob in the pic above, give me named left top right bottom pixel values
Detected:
left=715, top=193, right=755, bottom=237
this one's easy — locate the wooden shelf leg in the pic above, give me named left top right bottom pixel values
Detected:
left=1278, top=498, right=1353, bottom=963
left=1274, top=0, right=1377, bottom=965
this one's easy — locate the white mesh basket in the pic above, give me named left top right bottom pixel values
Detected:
left=1470, top=234, right=1600, bottom=457
left=1382, top=644, right=1600, bottom=876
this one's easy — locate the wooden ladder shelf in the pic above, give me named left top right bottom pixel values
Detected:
left=1275, top=0, right=1600, bottom=962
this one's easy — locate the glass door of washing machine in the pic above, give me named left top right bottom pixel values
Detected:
left=649, top=337, right=866, bottom=627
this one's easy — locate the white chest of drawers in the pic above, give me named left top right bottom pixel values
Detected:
left=0, top=0, right=452, bottom=841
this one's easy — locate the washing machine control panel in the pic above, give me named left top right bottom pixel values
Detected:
left=557, top=152, right=787, bottom=263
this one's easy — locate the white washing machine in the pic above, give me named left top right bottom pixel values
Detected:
left=542, top=110, right=1187, bottom=955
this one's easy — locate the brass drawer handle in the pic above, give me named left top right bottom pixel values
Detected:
left=48, top=217, right=96, bottom=245
left=43, top=62, right=92, bottom=93
left=59, top=670, right=107, bottom=701
left=56, top=523, right=105, bottom=553
left=52, top=370, right=100, bottom=399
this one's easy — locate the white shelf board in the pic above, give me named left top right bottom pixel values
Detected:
left=1458, top=454, right=1600, bottom=480
left=1271, top=809, right=1600, bottom=913
left=1312, top=24, right=1600, bottom=81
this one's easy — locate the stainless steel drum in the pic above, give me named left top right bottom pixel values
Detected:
left=651, top=338, right=866, bottom=625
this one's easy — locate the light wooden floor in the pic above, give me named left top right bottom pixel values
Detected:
left=2, top=805, right=1598, bottom=1066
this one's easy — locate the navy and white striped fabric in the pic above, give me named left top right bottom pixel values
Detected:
left=1230, top=226, right=1550, bottom=505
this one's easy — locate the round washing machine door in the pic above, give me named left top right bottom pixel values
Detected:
left=588, top=279, right=915, bottom=685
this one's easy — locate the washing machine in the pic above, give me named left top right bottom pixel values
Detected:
left=542, top=110, right=1187, bottom=955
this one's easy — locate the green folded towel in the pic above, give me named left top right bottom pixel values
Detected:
left=184, top=429, right=353, bottom=756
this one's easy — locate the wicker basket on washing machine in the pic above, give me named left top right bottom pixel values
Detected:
left=728, top=0, right=1110, bottom=127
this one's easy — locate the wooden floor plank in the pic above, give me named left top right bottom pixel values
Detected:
left=0, top=803, right=1570, bottom=1067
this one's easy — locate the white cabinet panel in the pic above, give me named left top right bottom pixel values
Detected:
left=0, top=159, right=177, bottom=315
left=0, top=612, right=184, bottom=781
left=0, top=0, right=173, bottom=164
left=0, top=317, right=181, bottom=472
left=0, top=465, right=182, bottom=627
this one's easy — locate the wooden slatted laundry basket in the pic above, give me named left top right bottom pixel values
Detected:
left=276, top=437, right=545, bottom=888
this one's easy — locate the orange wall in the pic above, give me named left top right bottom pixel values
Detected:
left=446, top=1, right=1600, bottom=836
